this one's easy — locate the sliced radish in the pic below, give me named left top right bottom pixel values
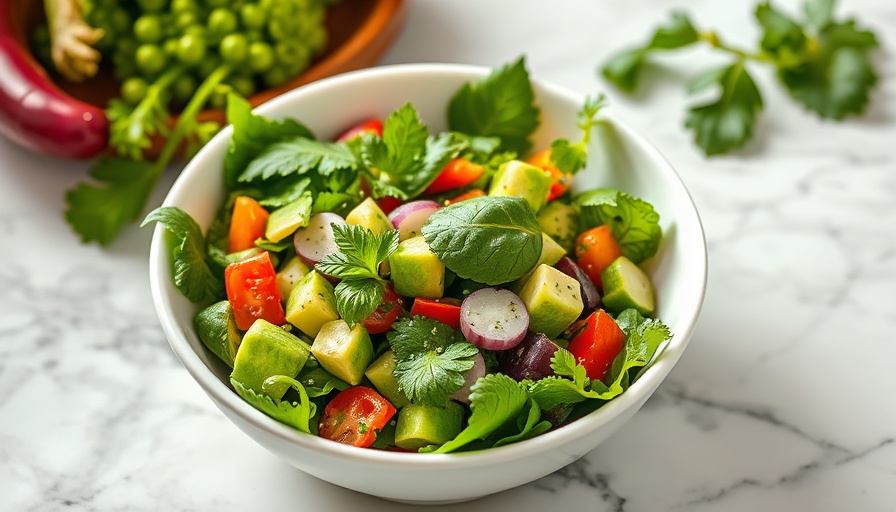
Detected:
left=554, top=256, right=601, bottom=314
left=293, top=212, right=346, bottom=266
left=460, top=288, right=529, bottom=350
left=450, top=352, right=485, bottom=404
left=388, top=200, right=440, bottom=241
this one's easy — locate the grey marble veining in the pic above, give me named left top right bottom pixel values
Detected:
left=2, top=0, right=895, bottom=510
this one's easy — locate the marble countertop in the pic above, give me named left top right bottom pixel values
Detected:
left=2, top=0, right=894, bottom=510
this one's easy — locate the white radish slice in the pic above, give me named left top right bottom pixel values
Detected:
left=460, top=288, right=529, bottom=350
left=388, top=200, right=440, bottom=241
left=450, top=352, right=485, bottom=404
left=293, top=212, right=346, bottom=266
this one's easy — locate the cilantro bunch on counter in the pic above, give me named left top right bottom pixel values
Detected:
left=601, top=0, right=880, bottom=155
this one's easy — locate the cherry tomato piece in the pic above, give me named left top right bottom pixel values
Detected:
left=335, top=119, right=383, bottom=142
left=574, top=225, right=623, bottom=291
left=318, top=386, right=397, bottom=448
left=362, top=283, right=404, bottom=334
left=224, top=251, right=285, bottom=330
left=424, top=158, right=485, bottom=195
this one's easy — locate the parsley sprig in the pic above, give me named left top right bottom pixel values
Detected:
left=549, top=94, right=608, bottom=174
left=314, top=224, right=399, bottom=326
left=602, top=0, right=880, bottom=155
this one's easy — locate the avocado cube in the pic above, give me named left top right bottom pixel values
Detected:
left=193, top=300, right=242, bottom=368
left=394, top=402, right=465, bottom=450
left=488, top=160, right=552, bottom=212
left=276, top=256, right=310, bottom=303
left=345, top=197, right=394, bottom=235
left=230, top=319, right=311, bottom=399
left=285, top=270, right=339, bottom=338
left=509, top=233, right=568, bottom=292
left=364, top=350, right=409, bottom=408
left=537, top=201, right=579, bottom=253
left=311, top=320, right=374, bottom=386
left=600, top=256, right=656, bottom=315
left=389, top=236, right=444, bottom=299
left=518, top=264, right=584, bottom=338
left=265, top=193, right=313, bottom=242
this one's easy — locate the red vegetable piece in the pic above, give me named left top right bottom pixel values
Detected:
left=224, top=251, right=286, bottom=330
left=445, top=188, right=486, bottom=205
left=228, top=196, right=269, bottom=253
left=528, top=149, right=570, bottom=201
left=424, top=158, right=485, bottom=195
left=566, top=309, right=625, bottom=382
left=410, top=297, right=462, bottom=330
left=574, top=225, right=623, bottom=291
left=376, top=196, right=403, bottom=216
left=318, top=386, right=397, bottom=448
left=362, top=283, right=404, bottom=334
left=335, top=119, right=383, bottom=142
left=0, top=15, right=108, bottom=159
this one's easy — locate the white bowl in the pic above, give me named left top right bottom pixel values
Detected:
left=149, top=63, right=707, bottom=504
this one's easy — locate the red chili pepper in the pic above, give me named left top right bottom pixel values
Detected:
left=566, top=309, right=625, bottom=381
left=224, top=251, right=286, bottom=331
left=425, top=158, right=485, bottom=195
left=0, top=4, right=108, bottom=159
left=318, top=386, right=397, bottom=448
left=409, top=297, right=462, bottom=330
left=335, top=118, right=383, bottom=142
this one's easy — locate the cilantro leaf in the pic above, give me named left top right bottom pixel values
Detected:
left=377, top=102, right=430, bottom=176
left=232, top=376, right=316, bottom=433
left=432, top=373, right=528, bottom=453
left=65, top=157, right=160, bottom=246
left=804, top=0, right=836, bottom=31
left=684, top=60, right=764, bottom=155
left=315, top=225, right=399, bottom=325
left=778, top=20, right=878, bottom=120
left=575, top=189, right=662, bottom=264
left=755, top=2, right=808, bottom=66
left=601, top=12, right=700, bottom=92
left=142, top=207, right=224, bottom=303
left=447, top=57, right=540, bottom=154
left=549, top=94, right=608, bottom=174
left=223, top=94, right=315, bottom=189
left=603, top=309, right=671, bottom=393
left=388, top=316, right=478, bottom=406
left=238, top=137, right=356, bottom=183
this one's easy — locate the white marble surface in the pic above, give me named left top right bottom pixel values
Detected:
left=2, top=0, right=895, bottom=510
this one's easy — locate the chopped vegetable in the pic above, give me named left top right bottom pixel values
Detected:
left=224, top=251, right=286, bottom=330
left=318, top=386, right=397, bottom=448
left=228, top=196, right=270, bottom=253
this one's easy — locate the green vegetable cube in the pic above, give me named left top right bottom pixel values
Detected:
left=230, top=319, right=311, bottom=400
left=345, top=197, right=394, bottom=235
left=518, top=264, right=584, bottom=338
left=394, top=402, right=465, bottom=450
left=276, top=256, right=310, bottom=302
left=488, top=160, right=552, bottom=212
left=265, top=193, right=312, bottom=242
left=285, top=270, right=339, bottom=338
left=600, top=256, right=656, bottom=315
left=364, top=350, right=409, bottom=408
left=311, top=320, right=374, bottom=386
left=537, top=201, right=579, bottom=253
left=388, top=236, right=444, bottom=299
left=510, top=233, right=568, bottom=292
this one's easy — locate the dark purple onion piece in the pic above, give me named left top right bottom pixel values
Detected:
left=554, top=256, right=601, bottom=314
left=499, top=332, right=560, bottom=381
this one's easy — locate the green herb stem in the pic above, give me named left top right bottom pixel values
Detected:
left=699, top=31, right=772, bottom=63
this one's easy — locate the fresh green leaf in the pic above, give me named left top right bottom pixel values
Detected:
left=296, top=358, right=351, bottom=398
left=447, top=57, right=540, bottom=154
left=65, top=157, right=160, bottom=246
left=311, top=192, right=357, bottom=216
left=685, top=60, right=764, bottom=155
left=376, top=102, right=430, bottom=177
left=575, top=189, right=663, bottom=264
left=602, top=309, right=672, bottom=394
left=106, top=65, right=178, bottom=161
left=142, top=207, right=224, bottom=303
left=232, top=376, right=316, bottom=433
left=549, top=94, right=608, bottom=174
left=804, top=0, right=836, bottom=31
left=333, top=279, right=384, bottom=326
left=258, top=177, right=312, bottom=208
left=492, top=398, right=552, bottom=448
left=224, top=94, right=315, bottom=189
left=755, top=2, right=808, bottom=65
left=778, top=20, right=878, bottom=120
left=432, top=373, right=528, bottom=453
left=422, top=196, right=543, bottom=285
left=238, top=137, right=356, bottom=183
left=388, top=316, right=478, bottom=406
left=601, top=12, right=700, bottom=92
left=254, top=238, right=293, bottom=253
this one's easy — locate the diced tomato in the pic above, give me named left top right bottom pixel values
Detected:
left=224, top=251, right=286, bottom=330
left=318, top=386, right=397, bottom=448
left=566, top=309, right=625, bottom=381
left=574, top=225, right=623, bottom=291
left=362, top=283, right=404, bottom=334
left=335, top=119, right=383, bottom=142
left=377, top=196, right=403, bottom=216
left=228, top=196, right=269, bottom=253
left=410, top=297, right=462, bottom=329
left=424, top=158, right=486, bottom=195
left=445, top=188, right=486, bottom=205
left=528, top=149, right=571, bottom=201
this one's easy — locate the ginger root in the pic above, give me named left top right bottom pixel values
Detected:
left=44, top=0, right=104, bottom=82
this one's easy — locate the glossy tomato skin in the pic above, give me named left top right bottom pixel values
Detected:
left=318, top=386, right=397, bottom=448
left=409, top=297, right=462, bottom=330
left=566, top=309, right=625, bottom=381
left=224, top=251, right=286, bottom=330
left=424, top=158, right=485, bottom=195
left=574, top=225, right=623, bottom=290
left=528, top=149, right=570, bottom=201
left=335, top=119, right=383, bottom=142
left=362, top=283, right=404, bottom=334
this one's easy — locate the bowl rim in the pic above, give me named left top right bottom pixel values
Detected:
left=149, top=62, right=708, bottom=469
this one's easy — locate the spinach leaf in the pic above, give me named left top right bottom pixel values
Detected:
left=422, top=196, right=543, bottom=285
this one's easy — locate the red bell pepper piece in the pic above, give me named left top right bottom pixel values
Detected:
left=318, top=386, right=397, bottom=448
left=410, top=297, right=462, bottom=330
left=566, top=309, right=625, bottom=381
left=224, top=251, right=285, bottom=330
left=228, top=196, right=269, bottom=253
left=335, top=119, right=383, bottom=142
left=424, top=158, right=485, bottom=195
left=362, top=283, right=404, bottom=334
left=445, top=188, right=486, bottom=205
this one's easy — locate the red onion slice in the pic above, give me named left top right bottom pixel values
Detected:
left=460, top=288, right=529, bottom=350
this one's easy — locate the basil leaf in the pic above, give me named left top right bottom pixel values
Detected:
left=422, top=196, right=543, bottom=286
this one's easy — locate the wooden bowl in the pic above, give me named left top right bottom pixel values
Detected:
left=8, top=0, right=406, bottom=157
